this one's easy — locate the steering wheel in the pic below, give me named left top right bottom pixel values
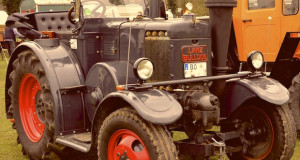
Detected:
left=81, top=0, right=106, bottom=18
left=68, top=0, right=106, bottom=24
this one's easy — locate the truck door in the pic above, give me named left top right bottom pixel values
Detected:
left=239, top=0, right=281, bottom=62
left=281, top=0, right=300, bottom=58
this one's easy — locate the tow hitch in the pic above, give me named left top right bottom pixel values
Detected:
left=175, top=131, right=241, bottom=159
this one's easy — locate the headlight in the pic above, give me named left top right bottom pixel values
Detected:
left=247, top=51, right=264, bottom=70
left=186, top=3, right=193, bottom=11
left=133, top=58, right=154, bottom=81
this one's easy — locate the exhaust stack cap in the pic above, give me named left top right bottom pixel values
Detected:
left=205, top=0, right=237, bottom=8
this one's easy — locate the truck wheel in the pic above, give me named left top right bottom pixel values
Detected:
left=289, top=72, right=300, bottom=134
left=224, top=104, right=296, bottom=160
left=97, top=108, right=178, bottom=160
left=9, top=50, right=55, bottom=160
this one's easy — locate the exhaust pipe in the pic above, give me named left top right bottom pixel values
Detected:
left=205, top=0, right=237, bottom=97
left=149, top=0, right=166, bottom=19
left=149, top=0, right=160, bottom=18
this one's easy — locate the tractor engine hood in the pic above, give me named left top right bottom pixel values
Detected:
left=119, top=18, right=212, bottom=82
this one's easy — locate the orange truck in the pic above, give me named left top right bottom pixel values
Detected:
left=0, top=25, right=4, bottom=41
left=230, top=0, right=300, bottom=132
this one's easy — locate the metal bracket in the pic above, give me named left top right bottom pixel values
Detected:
left=211, top=138, right=226, bottom=160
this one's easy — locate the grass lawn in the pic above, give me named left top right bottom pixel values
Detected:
left=0, top=52, right=299, bottom=160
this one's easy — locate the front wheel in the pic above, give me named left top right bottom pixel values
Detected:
left=97, top=108, right=178, bottom=160
left=223, top=104, right=296, bottom=160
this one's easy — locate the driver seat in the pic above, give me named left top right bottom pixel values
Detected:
left=34, top=12, right=75, bottom=34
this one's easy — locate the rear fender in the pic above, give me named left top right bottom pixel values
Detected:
left=93, top=89, right=183, bottom=125
left=223, top=76, right=289, bottom=116
left=5, top=40, right=85, bottom=135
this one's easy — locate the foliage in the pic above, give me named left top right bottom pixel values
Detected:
left=176, top=0, right=209, bottom=16
left=166, top=0, right=209, bottom=17
left=1, top=0, right=21, bottom=15
left=166, top=0, right=177, bottom=14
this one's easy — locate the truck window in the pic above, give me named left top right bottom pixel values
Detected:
left=249, top=0, right=275, bottom=10
left=283, top=0, right=299, bottom=15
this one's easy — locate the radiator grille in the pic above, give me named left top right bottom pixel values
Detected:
left=145, top=37, right=171, bottom=81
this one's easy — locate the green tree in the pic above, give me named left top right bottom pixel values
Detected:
left=176, top=0, right=209, bottom=16
left=1, top=0, right=21, bottom=15
left=167, top=0, right=177, bottom=14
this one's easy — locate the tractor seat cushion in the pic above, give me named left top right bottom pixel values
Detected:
left=34, top=12, right=75, bottom=34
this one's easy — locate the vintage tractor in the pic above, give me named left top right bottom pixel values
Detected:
left=4, top=0, right=296, bottom=159
left=227, top=0, right=300, bottom=133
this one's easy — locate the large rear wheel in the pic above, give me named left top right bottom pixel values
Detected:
left=223, top=104, right=296, bottom=160
left=97, top=108, right=178, bottom=160
left=9, top=50, right=55, bottom=160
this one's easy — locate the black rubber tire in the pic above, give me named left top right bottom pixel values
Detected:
left=224, top=104, right=296, bottom=160
left=97, top=107, right=178, bottom=160
left=288, top=72, right=300, bottom=134
left=9, top=50, right=55, bottom=160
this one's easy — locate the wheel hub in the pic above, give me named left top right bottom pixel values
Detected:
left=238, top=107, right=274, bottom=159
left=108, top=129, right=150, bottom=160
left=35, top=90, right=46, bottom=123
left=244, top=124, right=267, bottom=141
left=19, top=73, right=45, bottom=142
left=119, top=151, right=129, bottom=160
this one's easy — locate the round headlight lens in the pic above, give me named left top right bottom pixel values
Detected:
left=247, top=51, right=264, bottom=70
left=186, top=3, right=193, bottom=11
left=134, top=58, right=154, bottom=81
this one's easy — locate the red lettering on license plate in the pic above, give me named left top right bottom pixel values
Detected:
left=181, top=45, right=208, bottom=63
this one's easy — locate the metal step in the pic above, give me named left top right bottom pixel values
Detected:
left=56, top=132, right=92, bottom=153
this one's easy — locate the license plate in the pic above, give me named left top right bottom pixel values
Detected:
left=184, top=62, right=207, bottom=78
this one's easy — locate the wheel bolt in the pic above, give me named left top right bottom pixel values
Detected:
left=116, top=152, right=120, bottom=156
left=124, top=151, right=127, bottom=154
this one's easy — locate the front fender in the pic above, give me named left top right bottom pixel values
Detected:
left=95, top=89, right=183, bottom=125
left=223, top=76, right=289, bottom=116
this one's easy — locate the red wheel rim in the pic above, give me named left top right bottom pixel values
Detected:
left=19, top=73, right=45, bottom=142
left=108, top=129, right=150, bottom=160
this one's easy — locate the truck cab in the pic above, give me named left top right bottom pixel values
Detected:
left=233, top=0, right=300, bottom=62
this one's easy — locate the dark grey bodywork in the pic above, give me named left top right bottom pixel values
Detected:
left=4, top=2, right=289, bottom=153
